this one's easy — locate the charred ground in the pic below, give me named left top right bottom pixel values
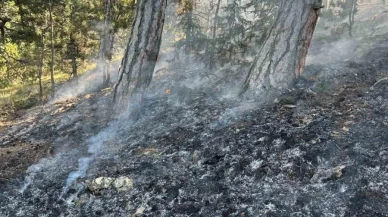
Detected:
left=0, top=37, right=388, bottom=216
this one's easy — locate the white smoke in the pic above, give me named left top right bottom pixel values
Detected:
left=52, top=61, right=121, bottom=102
left=307, top=38, right=359, bottom=65
left=61, top=122, right=120, bottom=198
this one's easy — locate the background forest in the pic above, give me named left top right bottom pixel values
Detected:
left=0, top=0, right=387, bottom=120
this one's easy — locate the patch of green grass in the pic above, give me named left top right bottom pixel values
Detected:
left=0, top=61, right=97, bottom=121
left=0, top=80, right=49, bottom=120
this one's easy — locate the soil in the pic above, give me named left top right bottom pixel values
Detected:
left=0, top=37, right=387, bottom=216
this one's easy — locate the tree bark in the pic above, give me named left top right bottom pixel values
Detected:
left=241, top=0, right=321, bottom=96
left=113, top=0, right=167, bottom=110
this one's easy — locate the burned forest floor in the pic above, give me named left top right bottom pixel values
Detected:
left=0, top=37, right=388, bottom=217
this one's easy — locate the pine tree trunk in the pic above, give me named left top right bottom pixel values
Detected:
left=242, top=0, right=321, bottom=96
left=212, top=0, right=221, bottom=39
left=49, top=1, right=55, bottom=97
left=348, top=0, right=357, bottom=37
left=38, top=34, right=45, bottom=102
left=114, top=0, right=167, bottom=109
left=70, top=35, right=78, bottom=82
left=208, top=0, right=222, bottom=70
left=99, top=0, right=113, bottom=88
left=106, top=34, right=115, bottom=85
left=71, top=55, right=78, bottom=81
left=325, top=0, right=331, bottom=11
left=185, top=12, right=193, bottom=54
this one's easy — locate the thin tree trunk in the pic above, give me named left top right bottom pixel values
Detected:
left=113, top=0, right=167, bottom=111
left=185, top=11, right=193, bottom=54
left=208, top=0, right=222, bottom=70
left=70, top=35, right=78, bottom=82
left=71, top=56, right=77, bottom=81
left=106, top=33, right=116, bottom=85
left=241, top=0, right=321, bottom=96
left=49, top=1, right=55, bottom=97
left=71, top=54, right=78, bottom=82
left=212, top=0, right=221, bottom=39
left=99, top=0, right=114, bottom=88
left=69, top=2, right=78, bottom=83
left=348, top=0, right=357, bottom=37
left=38, top=34, right=45, bottom=102
left=325, top=0, right=331, bottom=11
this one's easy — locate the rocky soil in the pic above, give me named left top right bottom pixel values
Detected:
left=0, top=37, right=387, bottom=217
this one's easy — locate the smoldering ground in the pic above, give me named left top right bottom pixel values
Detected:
left=1, top=3, right=388, bottom=217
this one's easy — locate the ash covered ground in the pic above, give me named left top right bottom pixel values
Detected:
left=0, top=37, right=388, bottom=217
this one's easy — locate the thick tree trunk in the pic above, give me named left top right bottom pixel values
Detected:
left=241, top=0, right=321, bottom=96
left=113, top=0, right=167, bottom=110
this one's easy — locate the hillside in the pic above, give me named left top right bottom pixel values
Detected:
left=0, top=36, right=387, bottom=216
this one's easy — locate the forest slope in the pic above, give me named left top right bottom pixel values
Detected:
left=0, top=36, right=388, bottom=216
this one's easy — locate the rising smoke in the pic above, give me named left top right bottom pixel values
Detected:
left=17, top=0, right=388, bottom=204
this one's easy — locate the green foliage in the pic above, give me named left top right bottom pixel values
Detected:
left=0, top=0, right=135, bottom=118
left=171, top=0, right=278, bottom=69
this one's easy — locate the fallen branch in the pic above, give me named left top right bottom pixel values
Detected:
left=372, top=77, right=388, bottom=88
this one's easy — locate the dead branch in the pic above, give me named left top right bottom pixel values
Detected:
left=372, top=77, right=388, bottom=88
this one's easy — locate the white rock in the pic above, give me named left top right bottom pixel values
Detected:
left=134, top=206, right=145, bottom=215
left=86, top=177, right=114, bottom=191
left=113, top=177, right=133, bottom=192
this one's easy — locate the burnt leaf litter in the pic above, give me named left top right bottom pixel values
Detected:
left=0, top=38, right=388, bottom=216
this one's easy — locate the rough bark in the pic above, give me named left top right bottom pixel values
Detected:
left=113, top=0, right=167, bottom=109
left=241, top=0, right=321, bottom=96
